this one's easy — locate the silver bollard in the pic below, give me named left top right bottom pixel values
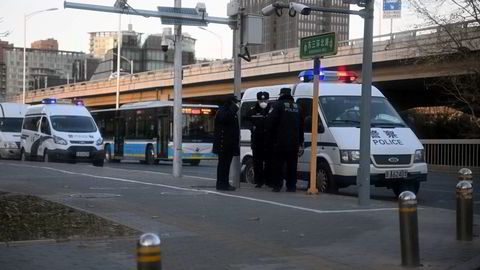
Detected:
left=398, top=191, right=420, bottom=267
left=457, top=176, right=473, bottom=241
left=137, top=233, right=161, bottom=270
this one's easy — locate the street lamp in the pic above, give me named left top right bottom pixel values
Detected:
left=198, top=26, right=223, bottom=59
left=23, top=8, right=57, bottom=104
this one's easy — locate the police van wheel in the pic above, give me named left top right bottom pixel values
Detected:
left=93, top=159, right=104, bottom=167
left=21, top=149, right=28, bottom=161
left=392, top=182, right=420, bottom=197
left=242, top=158, right=255, bottom=184
left=316, top=162, right=337, bottom=193
left=145, top=145, right=155, bottom=165
left=43, top=150, right=50, bottom=163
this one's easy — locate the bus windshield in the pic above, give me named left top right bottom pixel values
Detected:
left=0, top=118, right=23, bottom=132
left=182, top=108, right=216, bottom=142
left=320, top=96, right=406, bottom=128
left=51, top=116, right=97, bottom=133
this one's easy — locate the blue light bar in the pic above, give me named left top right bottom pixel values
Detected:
left=298, top=70, right=357, bottom=83
left=75, top=100, right=84, bottom=106
left=41, top=98, right=56, bottom=104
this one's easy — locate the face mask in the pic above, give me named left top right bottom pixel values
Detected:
left=259, top=102, right=268, bottom=109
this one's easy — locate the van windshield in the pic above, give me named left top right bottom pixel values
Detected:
left=320, top=96, right=406, bottom=128
left=51, top=116, right=97, bottom=133
left=0, top=118, right=23, bottom=132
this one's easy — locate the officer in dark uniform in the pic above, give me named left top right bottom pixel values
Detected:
left=267, top=88, right=304, bottom=192
left=246, top=91, right=272, bottom=188
left=212, top=96, right=240, bottom=191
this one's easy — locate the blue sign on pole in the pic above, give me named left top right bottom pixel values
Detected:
left=383, top=0, right=401, bottom=19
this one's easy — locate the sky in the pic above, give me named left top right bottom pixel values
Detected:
left=0, top=0, right=423, bottom=60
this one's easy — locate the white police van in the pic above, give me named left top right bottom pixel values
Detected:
left=20, top=98, right=104, bottom=167
left=240, top=71, right=427, bottom=196
left=0, top=103, right=29, bottom=159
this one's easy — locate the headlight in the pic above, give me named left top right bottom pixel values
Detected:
left=340, top=150, right=360, bottom=164
left=53, top=135, right=68, bottom=145
left=414, top=149, right=425, bottom=163
left=1, top=142, right=17, bottom=148
left=96, top=138, right=104, bottom=146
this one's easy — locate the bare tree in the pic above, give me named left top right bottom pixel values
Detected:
left=0, top=17, right=11, bottom=37
left=407, top=0, right=480, bottom=130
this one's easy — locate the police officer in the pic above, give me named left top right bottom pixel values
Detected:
left=212, top=96, right=240, bottom=191
left=246, top=91, right=272, bottom=188
left=267, top=88, right=304, bottom=192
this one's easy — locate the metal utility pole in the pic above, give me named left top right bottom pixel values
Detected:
left=116, top=14, right=122, bottom=110
left=173, top=0, right=183, bottom=178
left=357, top=0, right=374, bottom=206
left=230, top=5, right=242, bottom=189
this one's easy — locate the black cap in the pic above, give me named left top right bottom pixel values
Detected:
left=279, top=88, right=291, bottom=96
left=256, top=91, right=269, bottom=101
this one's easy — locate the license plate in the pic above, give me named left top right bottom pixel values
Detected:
left=385, top=170, right=408, bottom=179
left=76, top=152, right=90, bottom=157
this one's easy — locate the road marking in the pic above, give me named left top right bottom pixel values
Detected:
left=3, top=162, right=399, bottom=215
left=90, top=165, right=216, bottom=182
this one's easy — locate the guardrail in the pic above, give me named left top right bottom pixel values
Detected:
left=421, top=139, right=480, bottom=168
left=5, top=20, right=480, bottom=103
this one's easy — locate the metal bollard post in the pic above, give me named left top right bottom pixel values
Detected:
left=456, top=178, right=473, bottom=241
left=398, top=191, right=420, bottom=267
left=137, top=233, right=161, bottom=270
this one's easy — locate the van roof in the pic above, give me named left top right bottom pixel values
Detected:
left=0, top=103, right=29, bottom=118
left=242, top=82, right=385, bottom=101
left=25, top=104, right=91, bottom=117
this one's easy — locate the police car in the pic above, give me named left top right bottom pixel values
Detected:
left=20, top=98, right=104, bottom=166
left=0, top=103, right=29, bottom=159
left=240, top=71, right=427, bottom=196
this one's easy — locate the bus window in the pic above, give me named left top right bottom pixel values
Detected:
left=125, top=111, right=136, bottom=139
left=182, top=108, right=216, bottom=142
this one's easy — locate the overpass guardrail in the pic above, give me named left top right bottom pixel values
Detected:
left=4, top=20, right=480, bottom=104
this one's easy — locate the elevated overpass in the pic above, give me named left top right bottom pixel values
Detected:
left=9, top=21, right=480, bottom=110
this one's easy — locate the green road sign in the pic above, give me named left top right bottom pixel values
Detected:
left=300, top=32, right=337, bottom=59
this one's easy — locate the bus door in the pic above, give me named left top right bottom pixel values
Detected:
left=157, top=115, right=169, bottom=158
left=114, top=117, right=125, bottom=158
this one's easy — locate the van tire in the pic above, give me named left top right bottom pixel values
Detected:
left=145, top=145, right=155, bottom=165
left=43, top=150, right=50, bottom=163
left=392, top=182, right=420, bottom=197
left=316, top=162, right=337, bottom=193
left=21, top=149, right=28, bottom=161
left=93, top=159, right=104, bottom=167
left=241, top=157, right=255, bottom=184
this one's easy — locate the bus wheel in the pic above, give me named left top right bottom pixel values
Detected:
left=316, top=162, right=337, bottom=193
left=392, top=182, right=420, bottom=197
left=188, top=160, right=200, bottom=166
left=242, top=157, right=255, bottom=184
left=43, top=150, right=50, bottom=163
left=145, top=145, right=155, bottom=165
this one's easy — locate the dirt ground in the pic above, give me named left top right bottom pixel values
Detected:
left=0, top=191, right=138, bottom=242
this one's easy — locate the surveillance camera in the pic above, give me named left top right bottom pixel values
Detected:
left=161, top=39, right=169, bottom=52
left=289, top=2, right=311, bottom=15
left=261, top=4, right=277, bottom=16
left=195, top=2, right=206, bottom=13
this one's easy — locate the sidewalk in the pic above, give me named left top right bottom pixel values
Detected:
left=0, top=164, right=479, bottom=270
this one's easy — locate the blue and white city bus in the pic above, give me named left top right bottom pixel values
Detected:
left=91, top=101, right=218, bottom=165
